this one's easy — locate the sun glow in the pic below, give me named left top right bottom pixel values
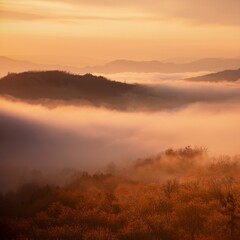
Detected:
left=0, top=0, right=239, bottom=65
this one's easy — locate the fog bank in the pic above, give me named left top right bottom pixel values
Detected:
left=1, top=79, right=240, bottom=190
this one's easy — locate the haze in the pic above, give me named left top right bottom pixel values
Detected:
left=1, top=77, right=240, bottom=190
left=1, top=1, right=240, bottom=239
left=1, top=0, right=240, bottom=65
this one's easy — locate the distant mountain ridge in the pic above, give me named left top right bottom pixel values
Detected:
left=1, top=56, right=240, bottom=76
left=0, top=56, right=81, bottom=77
left=81, top=58, right=240, bottom=73
left=186, top=68, right=240, bottom=82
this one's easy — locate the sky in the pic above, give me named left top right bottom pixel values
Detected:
left=0, top=0, right=240, bottom=66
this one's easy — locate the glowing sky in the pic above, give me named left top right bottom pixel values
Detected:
left=0, top=0, right=240, bottom=65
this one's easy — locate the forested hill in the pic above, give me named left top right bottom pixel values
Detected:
left=0, top=71, right=136, bottom=100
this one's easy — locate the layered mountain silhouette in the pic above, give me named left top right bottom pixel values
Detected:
left=80, top=58, right=240, bottom=74
left=1, top=71, right=240, bottom=111
left=1, top=56, right=240, bottom=77
left=0, top=56, right=80, bottom=77
left=186, top=68, right=240, bottom=82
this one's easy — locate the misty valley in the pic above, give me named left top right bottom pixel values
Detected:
left=0, top=67, right=240, bottom=239
left=1, top=0, right=240, bottom=238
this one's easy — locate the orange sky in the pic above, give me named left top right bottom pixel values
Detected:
left=0, top=0, right=240, bottom=66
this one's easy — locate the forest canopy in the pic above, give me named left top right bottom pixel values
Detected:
left=1, top=147, right=240, bottom=240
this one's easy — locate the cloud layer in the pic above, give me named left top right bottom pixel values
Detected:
left=49, top=0, right=240, bottom=25
left=1, top=0, right=240, bottom=25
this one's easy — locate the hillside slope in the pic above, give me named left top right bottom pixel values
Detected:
left=186, top=68, right=240, bottom=82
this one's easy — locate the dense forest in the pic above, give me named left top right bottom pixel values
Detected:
left=1, top=147, right=240, bottom=240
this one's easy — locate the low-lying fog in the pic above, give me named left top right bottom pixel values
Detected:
left=101, top=71, right=211, bottom=84
left=1, top=75, right=240, bottom=191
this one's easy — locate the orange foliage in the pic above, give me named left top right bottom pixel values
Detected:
left=0, top=147, right=240, bottom=240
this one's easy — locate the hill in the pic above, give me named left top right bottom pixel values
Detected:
left=186, top=68, right=240, bottom=82
left=0, top=71, right=136, bottom=106
left=0, top=71, right=183, bottom=110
